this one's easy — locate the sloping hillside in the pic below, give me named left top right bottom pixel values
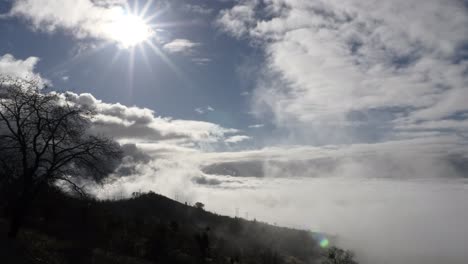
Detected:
left=1, top=188, right=325, bottom=264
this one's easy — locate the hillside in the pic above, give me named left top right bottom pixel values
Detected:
left=0, top=188, right=325, bottom=264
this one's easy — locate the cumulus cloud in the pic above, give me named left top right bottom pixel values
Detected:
left=218, top=0, right=468, bottom=144
left=217, top=1, right=257, bottom=38
left=62, top=92, right=239, bottom=145
left=0, top=53, right=48, bottom=87
left=163, top=39, right=200, bottom=54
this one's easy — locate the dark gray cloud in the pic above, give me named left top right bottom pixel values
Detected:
left=192, top=176, right=222, bottom=186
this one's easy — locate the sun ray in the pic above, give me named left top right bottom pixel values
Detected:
left=98, top=47, right=124, bottom=82
left=140, top=0, right=154, bottom=18
left=138, top=42, right=153, bottom=73
left=44, top=42, right=112, bottom=78
left=147, top=42, right=191, bottom=86
left=109, top=49, right=123, bottom=68
left=143, top=4, right=169, bottom=23
left=126, top=47, right=136, bottom=99
left=133, top=0, right=140, bottom=15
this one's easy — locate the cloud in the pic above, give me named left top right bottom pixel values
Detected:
left=7, top=0, right=153, bottom=46
left=218, top=0, right=468, bottom=144
left=192, top=58, right=212, bottom=65
left=163, top=39, right=200, bottom=54
left=0, top=53, right=48, bottom=87
left=9, top=0, right=120, bottom=37
left=225, top=135, right=251, bottom=143
left=217, top=1, right=257, bottom=38
left=202, top=135, right=468, bottom=178
left=195, top=105, right=215, bottom=114
left=63, top=92, right=239, bottom=145
left=248, top=124, right=264, bottom=128
left=192, top=176, right=222, bottom=186
left=183, top=4, right=214, bottom=15
left=115, top=143, right=152, bottom=177
left=93, top=135, right=468, bottom=264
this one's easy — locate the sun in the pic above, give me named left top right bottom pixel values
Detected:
left=98, top=0, right=188, bottom=98
left=108, top=12, right=153, bottom=48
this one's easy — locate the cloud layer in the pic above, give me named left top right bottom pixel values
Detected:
left=93, top=135, right=468, bottom=264
left=218, top=0, right=468, bottom=144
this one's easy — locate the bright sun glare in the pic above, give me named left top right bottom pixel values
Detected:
left=108, top=13, right=153, bottom=48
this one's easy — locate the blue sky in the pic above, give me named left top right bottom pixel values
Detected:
left=1, top=1, right=468, bottom=263
left=0, top=0, right=265, bottom=134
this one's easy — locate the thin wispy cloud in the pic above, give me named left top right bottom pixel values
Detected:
left=195, top=105, right=215, bottom=114
left=183, top=4, right=214, bottom=15
left=225, top=135, right=251, bottom=144
left=248, top=124, right=264, bottom=128
left=163, top=39, right=200, bottom=54
left=192, top=58, right=212, bottom=65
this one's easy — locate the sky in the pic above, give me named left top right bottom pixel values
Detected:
left=1, top=0, right=468, bottom=263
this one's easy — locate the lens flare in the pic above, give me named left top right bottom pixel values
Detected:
left=312, top=232, right=331, bottom=249
left=319, top=238, right=330, bottom=248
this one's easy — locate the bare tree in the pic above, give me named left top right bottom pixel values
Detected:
left=0, top=77, right=122, bottom=238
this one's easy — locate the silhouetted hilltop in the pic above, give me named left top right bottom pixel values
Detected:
left=1, top=188, right=325, bottom=264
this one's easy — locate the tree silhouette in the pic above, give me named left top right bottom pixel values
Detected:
left=194, top=202, right=205, bottom=210
left=322, top=246, right=358, bottom=264
left=0, top=77, right=122, bottom=238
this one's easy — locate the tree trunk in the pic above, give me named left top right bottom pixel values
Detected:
left=7, top=209, right=23, bottom=239
left=7, top=182, right=33, bottom=239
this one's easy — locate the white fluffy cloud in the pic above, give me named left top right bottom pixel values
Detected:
left=218, top=0, right=468, bottom=143
left=63, top=92, right=239, bottom=145
left=0, top=54, right=48, bottom=87
left=163, top=39, right=200, bottom=54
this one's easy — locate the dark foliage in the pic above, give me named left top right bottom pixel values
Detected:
left=0, top=77, right=122, bottom=238
left=321, top=247, right=358, bottom=264
left=0, top=188, right=335, bottom=264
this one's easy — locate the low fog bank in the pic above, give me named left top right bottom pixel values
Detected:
left=197, top=177, right=468, bottom=264
left=91, top=137, right=468, bottom=264
left=96, top=174, right=468, bottom=264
